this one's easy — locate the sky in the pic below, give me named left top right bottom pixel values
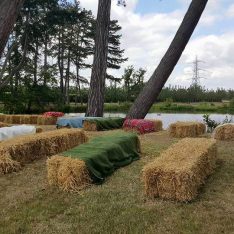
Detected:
left=80, top=0, right=234, bottom=90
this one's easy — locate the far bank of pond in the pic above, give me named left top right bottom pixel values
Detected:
left=65, top=102, right=234, bottom=114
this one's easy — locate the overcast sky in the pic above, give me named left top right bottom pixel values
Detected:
left=80, top=0, right=234, bottom=90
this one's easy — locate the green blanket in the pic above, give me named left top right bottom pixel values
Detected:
left=86, top=117, right=125, bottom=130
left=62, top=132, right=140, bottom=183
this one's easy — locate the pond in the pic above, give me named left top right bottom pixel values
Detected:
left=67, top=112, right=234, bottom=129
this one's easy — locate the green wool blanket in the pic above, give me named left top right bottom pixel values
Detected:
left=85, top=117, right=125, bottom=130
left=62, top=132, right=140, bottom=183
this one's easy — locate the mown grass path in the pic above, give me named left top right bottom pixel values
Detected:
left=0, top=130, right=233, bottom=234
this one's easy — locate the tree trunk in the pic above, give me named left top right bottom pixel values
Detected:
left=86, top=0, right=112, bottom=117
left=0, top=0, right=24, bottom=59
left=65, top=48, right=71, bottom=105
left=75, top=63, right=82, bottom=105
left=43, top=33, right=48, bottom=86
left=33, top=41, right=38, bottom=86
left=127, top=0, right=208, bottom=119
left=57, top=28, right=64, bottom=99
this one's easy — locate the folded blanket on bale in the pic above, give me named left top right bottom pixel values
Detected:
left=43, top=112, right=64, bottom=117
left=0, top=125, right=36, bottom=141
left=47, top=132, right=141, bottom=191
left=56, top=117, right=101, bottom=128
left=123, top=119, right=156, bottom=134
left=83, top=117, right=125, bottom=131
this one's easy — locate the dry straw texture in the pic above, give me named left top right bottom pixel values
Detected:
left=36, top=127, right=43, bottom=133
left=149, top=119, right=163, bottom=132
left=37, top=116, right=57, bottom=125
left=0, top=129, right=88, bottom=175
left=0, top=154, right=21, bottom=174
left=142, top=138, right=217, bottom=202
left=83, top=120, right=97, bottom=131
left=0, top=114, right=57, bottom=125
left=47, top=156, right=91, bottom=191
left=213, top=123, right=234, bottom=140
left=47, top=132, right=141, bottom=191
left=169, top=121, right=206, bottom=138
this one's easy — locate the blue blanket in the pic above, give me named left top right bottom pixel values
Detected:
left=56, top=117, right=101, bottom=128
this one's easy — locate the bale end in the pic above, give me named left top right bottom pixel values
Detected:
left=47, top=155, right=92, bottom=191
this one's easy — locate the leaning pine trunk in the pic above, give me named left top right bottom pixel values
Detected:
left=0, top=0, right=24, bottom=59
left=86, top=0, right=112, bottom=117
left=127, top=0, right=208, bottom=119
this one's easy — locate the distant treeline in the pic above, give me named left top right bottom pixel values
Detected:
left=1, top=83, right=233, bottom=114
left=158, top=85, right=234, bottom=103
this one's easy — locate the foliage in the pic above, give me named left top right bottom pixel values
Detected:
left=0, top=0, right=127, bottom=113
left=158, top=85, right=234, bottom=103
left=203, top=114, right=220, bottom=133
left=203, top=114, right=233, bottom=133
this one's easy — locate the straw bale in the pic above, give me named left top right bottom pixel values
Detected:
left=47, top=155, right=91, bottom=191
left=11, top=115, right=21, bottom=124
left=0, top=114, right=41, bottom=124
left=0, top=115, right=5, bottom=122
left=149, top=119, right=163, bottom=132
left=36, top=127, right=43, bottom=133
left=37, top=116, right=57, bottom=125
left=196, top=122, right=206, bottom=135
left=4, top=115, right=12, bottom=124
left=19, top=115, right=38, bottom=124
left=29, top=115, right=40, bottom=124
left=213, top=123, right=234, bottom=140
left=0, top=129, right=88, bottom=174
left=169, top=121, right=206, bottom=138
left=142, top=138, right=217, bottom=202
left=83, top=120, right=97, bottom=131
left=0, top=154, right=21, bottom=175
left=47, top=132, right=140, bottom=191
left=123, top=127, right=139, bottom=135
left=0, top=114, right=58, bottom=125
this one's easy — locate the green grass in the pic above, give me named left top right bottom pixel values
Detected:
left=1, top=102, right=233, bottom=114
left=0, top=131, right=234, bottom=234
left=78, top=102, right=234, bottom=114
left=149, top=102, right=234, bottom=114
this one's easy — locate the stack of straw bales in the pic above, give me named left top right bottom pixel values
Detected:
left=0, top=115, right=38, bottom=124
left=142, top=138, right=217, bottom=202
left=169, top=121, right=206, bottom=138
left=37, top=116, right=57, bottom=125
left=213, top=123, right=234, bottom=140
left=0, top=114, right=58, bottom=125
left=0, top=129, right=88, bottom=175
left=47, top=132, right=141, bottom=191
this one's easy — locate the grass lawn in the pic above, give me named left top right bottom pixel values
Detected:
left=0, top=130, right=233, bottom=234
